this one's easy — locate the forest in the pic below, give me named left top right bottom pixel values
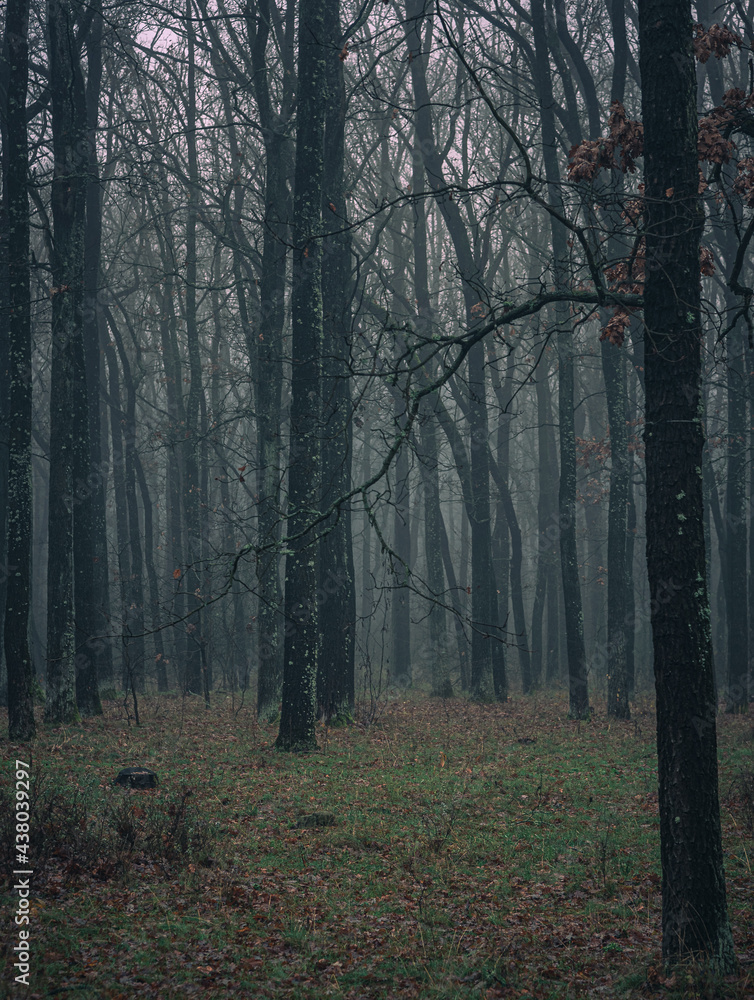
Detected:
left=1, top=0, right=754, bottom=996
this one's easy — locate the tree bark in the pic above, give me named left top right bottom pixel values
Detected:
left=602, top=339, right=630, bottom=718
left=639, top=0, right=736, bottom=969
left=73, top=1, right=106, bottom=715
left=2, top=0, right=36, bottom=739
left=318, top=0, right=356, bottom=722
left=247, top=0, right=290, bottom=720
left=45, top=0, right=87, bottom=724
left=182, top=1, right=206, bottom=699
left=406, top=0, right=499, bottom=701
left=531, top=0, right=589, bottom=716
left=723, top=323, right=748, bottom=712
left=275, top=0, right=327, bottom=751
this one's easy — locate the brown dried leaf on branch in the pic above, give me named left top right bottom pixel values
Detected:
left=697, top=114, right=736, bottom=163
left=693, top=23, right=744, bottom=63
left=566, top=139, right=610, bottom=181
left=699, top=245, right=716, bottom=276
left=733, top=157, right=754, bottom=206
left=607, top=101, right=644, bottom=172
left=566, top=102, right=643, bottom=180
left=722, top=87, right=754, bottom=109
left=599, top=242, right=712, bottom=346
left=605, top=239, right=645, bottom=296
left=600, top=308, right=632, bottom=347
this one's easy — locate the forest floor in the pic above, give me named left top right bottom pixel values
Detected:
left=1, top=690, right=753, bottom=1000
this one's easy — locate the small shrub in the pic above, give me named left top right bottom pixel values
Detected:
left=0, top=776, right=217, bottom=890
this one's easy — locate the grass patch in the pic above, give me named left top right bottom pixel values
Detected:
left=1, top=692, right=752, bottom=998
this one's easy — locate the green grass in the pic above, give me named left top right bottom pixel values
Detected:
left=1, top=691, right=752, bottom=998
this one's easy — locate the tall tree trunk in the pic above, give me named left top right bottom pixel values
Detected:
left=107, top=314, right=146, bottom=693
left=248, top=0, right=288, bottom=719
left=489, top=341, right=528, bottom=692
left=183, top=1, right=206, bottom=698
left=72, top=0, right=106, bottom=715
left=360, top=418, right=373, bottom=625
left=602, top=339, right=630, bottom=718
left=696, top=0, right=748, bottom=716
left=104, top=339, right=136, bottom=693
left=318, top=0, right=355, bottom=722
left=45, top=0, right=87, bottom=724
left=157, top=243, right=186, bottom=677
left=531, top=0, right=589, bottom=717
left=413, top=149, right=451, bottom=697
left=81, top=4, right=113, bottom=690
left=275, top=0, right=327, bottom=751
left=625, top=381, right=638, bottom=698
left=724, top=323, right=748, bottom=712
left=418, top=416, right=452, bottom=697
left=532, top=362, right=560, bottom=686
left=391, top=412, right=412, bottom=686
left=2, top=0, right=36, bottom=739
left=133, top=452, right=167, bottom=691
left=639, top=0, right=736, bottom=968
left=406, top=0, right=499, bottom=701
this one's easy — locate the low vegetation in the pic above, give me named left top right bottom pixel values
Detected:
left=2, top=693, right=752, bottom=999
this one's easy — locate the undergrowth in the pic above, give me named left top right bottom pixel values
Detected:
left=0, top=692, right=752, bottom=999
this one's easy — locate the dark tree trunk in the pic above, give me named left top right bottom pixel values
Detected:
left=2, top=0, right=36, bottom=739
left=602, top=339, right=630, bottom=718
left=46, top=0, right=87, bottom=724
left=73, top=1, right=106, bottom=716
left=275, top=0, right=327, bottom=752
left=639, top=0, right=736, bottom=969
left=724, top=323, right=748, bottom=712
left=104, top=342, right=129, bottom=687
left=81, top=3, right=113, bottom=691
left=433, top=393, right=505, bottom=699
left=156, top=240, right=186, bottom=678
left=531, top=0, right=589, bottom=717
left=133, top=452, right=168, bottom=691
left=406, top=0, right=499, bottom=701
left=418, top=417, right=452, bottom=697
left=183, top=3, right=206, bottom=699
left=750, top=369, right=754, bottom=694
left=391, top=403, right=412, bottom=687
left=412, top=151, right=451, bottom=698
left=532, top=364, right=560, bottom=687
left=437, top=501, right=470, bottom=689
left=318, top=0, right=356, bottom=722
left=248, top=0, right=289, bottom=720
left=108, top=316, right=146, bottom=694
left=489, top=342, right=528, bottom=692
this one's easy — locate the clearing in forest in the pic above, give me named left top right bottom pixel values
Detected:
left=1, top=693, right=752, bottom=999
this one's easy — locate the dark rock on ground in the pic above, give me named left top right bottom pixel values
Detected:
left=114, top=767, right=158, bottom=790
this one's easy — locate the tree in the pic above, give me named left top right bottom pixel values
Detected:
left=530, top=0, right=589, bottom=717
left=2, top=0, right=36, bottom=740
left=639, top=0, right=736, bottom=969
left=275, top=0, right=329, bottom=751
left=45, top=0, right=87, bottom=725
left=406, top=0, right=502, bottom=702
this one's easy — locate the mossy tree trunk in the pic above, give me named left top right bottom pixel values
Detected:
left=318, top=0, right=356, bottom=722
left=275, top=0, right=328, bottom=752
